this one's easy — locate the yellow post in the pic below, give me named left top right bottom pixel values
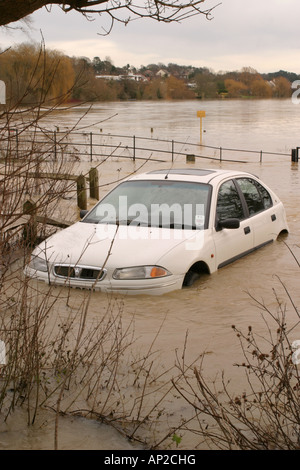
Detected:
left=197, top=110, right=206, bottom=143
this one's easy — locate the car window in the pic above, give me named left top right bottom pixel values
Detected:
left=216, top=180, right=245, bottom=221
left=255, top=180, right=273, bottom=209
left=83, top=180, right=211, bottom=229
left=236, top=178, right=272, bottom=215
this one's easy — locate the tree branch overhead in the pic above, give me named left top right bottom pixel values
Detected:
left=0, top=0, right=219, bottom=28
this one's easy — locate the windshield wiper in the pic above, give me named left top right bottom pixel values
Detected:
left=83, top=218, right=199, bottom=230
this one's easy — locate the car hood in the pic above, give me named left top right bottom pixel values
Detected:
left=34, top=221, right=200, bottom=269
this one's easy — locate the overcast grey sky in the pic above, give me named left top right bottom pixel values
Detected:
left=2, top=0, right=300, bottom=73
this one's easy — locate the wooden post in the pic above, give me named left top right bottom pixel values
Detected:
left=90, top=132, right=93, bottom=162
left=54, top=130, right=57, bottom=160
left=89, top=167, right=99, bottom=200
left=186, top=154, right=195, bottom=163
left=23, top=199, right=37, bottom=245
left=77, top=175, right=87, bottom=210
left=292, top=148, right=299, bottom=163
left=15, top=129, right=19, bottom=159
left=133, top=135, right=136, bottom=161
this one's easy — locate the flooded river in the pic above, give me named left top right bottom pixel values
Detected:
left=1, top=99, right=300, bottom=450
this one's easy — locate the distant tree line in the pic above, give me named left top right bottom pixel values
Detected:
left=0, top=43, right=297, bottom=105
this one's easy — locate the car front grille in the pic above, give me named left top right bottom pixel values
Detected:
left=54, top=264, right=106, bottom=281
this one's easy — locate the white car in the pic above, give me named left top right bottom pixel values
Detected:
left=25, top=168, right=289, bottom=295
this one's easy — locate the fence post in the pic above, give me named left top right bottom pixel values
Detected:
left=23, top=199, right=37, bottom=245
left=89, top=167, right=99, bottom=200
left=133, top=135, right=136, bottom=161
left=77, top=175, right=87, bottom=210
left=186, top=154, right=195, bottom=163
left=15, top=129, right=19, bottom=158
left=292, top=148, right=299, bottom=162
left=54, top=130, right=57, bottom=160
left=90, top=132, right=93, bottom=162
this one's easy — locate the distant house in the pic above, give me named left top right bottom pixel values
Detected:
left=125, top=73, right=147, bottom=82
left=143, top=69, right=154, bottom=79
left=156, top=69, right=170, bottom=78
left=96, top=74, right=147, bottom=82
left=181, top=68, right=194, bottom=80
left=96, top=75, right=121, bottom=81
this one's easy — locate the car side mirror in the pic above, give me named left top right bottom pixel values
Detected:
left=217, top=218, right=240, bottom=230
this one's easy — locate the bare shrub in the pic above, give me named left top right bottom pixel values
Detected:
left=0, top=46, right=186, bottom=450
left=172, top=261, right=300, bottom=450
left=1, top=43, right=299, bottom=452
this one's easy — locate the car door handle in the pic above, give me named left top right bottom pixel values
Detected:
left=271, top=214, right=276, bottom=222
left=244, top=226, right=251, bottom=235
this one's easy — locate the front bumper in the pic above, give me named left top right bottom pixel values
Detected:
left=24, top=265, right=184, bottom=296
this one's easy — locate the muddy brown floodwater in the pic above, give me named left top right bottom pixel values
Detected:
left=1, top=99, right=300, bottom=449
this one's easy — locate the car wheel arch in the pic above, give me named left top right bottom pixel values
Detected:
left=182, top=261, right=210, bottom=287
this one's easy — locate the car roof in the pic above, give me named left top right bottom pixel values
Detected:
left=127, top=168, right=256, bottom=185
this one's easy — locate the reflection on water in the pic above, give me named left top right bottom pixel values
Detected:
left=42, top=98, right=300, bottom=153
left=2, top=99, right=300, bottom=450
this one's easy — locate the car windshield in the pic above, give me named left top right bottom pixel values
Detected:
left=82, top=180, right=211, bottom=230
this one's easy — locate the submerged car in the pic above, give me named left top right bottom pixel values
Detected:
left=25, top=168, right=289, bottom=295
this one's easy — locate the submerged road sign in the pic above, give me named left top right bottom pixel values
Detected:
left=197, top=110, right=206, bottom=142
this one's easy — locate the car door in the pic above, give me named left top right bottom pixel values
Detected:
left=213, top=178, right=254, bottom=268
left=235, top=177, right=276, bottom=248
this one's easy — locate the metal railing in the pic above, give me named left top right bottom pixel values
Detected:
left=1, top=128, right=292, bottom=164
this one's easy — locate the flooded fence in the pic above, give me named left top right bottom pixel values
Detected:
left=0, top=128, right=292, bottom=164
left=25, top=167, right=99, bottom=209
left=2, top=167, right=99, bottom=246
left=0, top=127, right=295, bottom=245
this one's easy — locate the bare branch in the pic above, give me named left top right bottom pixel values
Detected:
left=0, top=0, right=220, bottom=30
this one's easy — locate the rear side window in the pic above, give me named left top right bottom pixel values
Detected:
left=255, top=181, right=273, bottom=209
left=216, top=180, right=245, bottom=221
left=236, top=178, right=273, bottom=215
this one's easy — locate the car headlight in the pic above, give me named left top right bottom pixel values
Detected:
left=29, top=255, right=48, bottom=273
left=113, top=266, right=171, bottom=280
